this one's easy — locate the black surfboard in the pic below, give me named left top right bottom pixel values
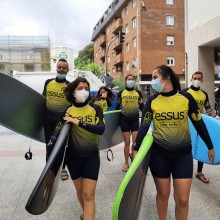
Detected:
left=25, top=123, right=70, bottom=215
left=0, top=72, right=45, bottom=142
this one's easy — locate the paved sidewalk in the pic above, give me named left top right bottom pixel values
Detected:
left=1, top=125, right=220, bottom=220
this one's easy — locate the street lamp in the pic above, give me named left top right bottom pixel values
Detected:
left=104, top=35, right=118, bottom=76
left=136, top=1, right=147, bottom=89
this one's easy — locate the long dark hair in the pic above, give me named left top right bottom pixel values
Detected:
left=64, top=77, right=91, bottom=102
left=154, top=65, right=181, bottom=91
left=95, top=86, right=115, bottom=101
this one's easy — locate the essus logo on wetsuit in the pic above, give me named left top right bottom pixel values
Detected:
left=155, top=111, right=185, bottom=121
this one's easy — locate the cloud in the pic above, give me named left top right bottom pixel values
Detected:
left=0, top=0, right=112, bottom=56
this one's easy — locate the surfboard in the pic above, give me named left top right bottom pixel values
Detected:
left=112, top=133, right=153, bottom=220
left=0, top=72, right=45, bottom=142
left=189, top=114, right=220, bottom=165
left=0, top=72, right=123, bottom=148
left=99, top=110, right=123, bottom=150
left=25, top=123, right=70, bottom=215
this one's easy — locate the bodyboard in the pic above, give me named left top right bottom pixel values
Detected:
left=112, top=133, right=153, bottom=220
left=189, top=114, right=220, bottom=164
left=0, top=72, right=45, bottom=142
left=99, top=110, right=123, bottom=150
left=25, top=123, right=70, bottom=215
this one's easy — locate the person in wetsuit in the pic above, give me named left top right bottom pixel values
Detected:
left=42, top=58, right=70, bottom=180
left=133, top=65, right=215, bottom=220
left=183, top=71, right=213, bottom=183
left=63, top=77, right=105, bottom=220
left=92, top=86, right=115, bottom=112
left=116, top=73, right=143, bottom=172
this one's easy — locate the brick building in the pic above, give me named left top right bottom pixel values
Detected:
left=91, top=0, right=185, bottom=97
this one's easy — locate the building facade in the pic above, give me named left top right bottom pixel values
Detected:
left=92, top=0, right=185, bottom=97
left=50, top=46, right=74, bottom=71
left=185, top=0, right=220, bottom=105
left=0, top=36, right=51, bottom=74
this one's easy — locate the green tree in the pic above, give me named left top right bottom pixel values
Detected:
left=75, top=43, right=94, bottom=68
left=75, top=43, right=103, bottom=76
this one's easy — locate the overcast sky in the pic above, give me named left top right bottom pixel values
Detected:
left=0, top=0, right=112, bottom=57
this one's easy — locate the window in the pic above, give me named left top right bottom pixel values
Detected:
left=112, top=52, right=115, bottom=58
left=25, top=64, right=34, bottom=71
left=132, top=17, right=137, bottom=29
left=112, top=68, right=116, bottom=74
left=166, top=14, right=174, bottom=26
left=125, top=6, right=128, bottom=15
left=126, top=62, right=130, bottom=71
left=132, top=0, right=136, bottom=8
left=167, top=57, right=175, bottom=66
left=26, top=54, right=33, bottom=60
left=108, top=56, right=110, bottom=63
left=96, top=52, right=98, bottom=58
left=167, top=35, right=174, bottom=45
left=117, top=65, right=122, bottom=71
left=125, top=24, right=129, bottom=34
left=125, top=43, right=129, bottom=52
left=166, top=0, right=174, bottom=5
left=133, top=57, right=137, bottom=67
left=133, top=38, right=137, bottom=48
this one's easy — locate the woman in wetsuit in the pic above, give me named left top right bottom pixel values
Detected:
left=63, top=77, right=105, bottom=220
left=133, top=65, right=215, bottom=220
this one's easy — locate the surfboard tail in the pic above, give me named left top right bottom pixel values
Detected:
left=25, top=123, right=70, bottom=215
left=112, top=134, right=153, bottom=220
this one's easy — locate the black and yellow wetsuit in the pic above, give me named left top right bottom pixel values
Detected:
left=94, top=97, right=111, bottom=112
left=182, top=85, right=212, bottom=113
left=42, top=77, right=70, bottom=143
left=183, top=85, right=212, bottom=174
left=65, top=100, right=105, bottom=180
left=134, top=90, right=213, bottom=155
left=116, top=87, right=143, bottom=118
left=134, top=90, right=213, bottom=178
left=116, top=87, right=143, bottom=132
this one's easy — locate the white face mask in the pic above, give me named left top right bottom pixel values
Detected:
left=192, top=80, right=201, bottom=88
left=74, top=89, right=89, bottom=103
left=127, top=80, right=135, bottom=88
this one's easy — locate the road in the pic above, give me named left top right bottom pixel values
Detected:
left=0, top=126, right=220, bottom=220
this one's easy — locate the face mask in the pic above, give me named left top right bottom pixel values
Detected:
left=74, top=89, right=89, bottom=103
left=56, top=73, right=66, bottom=80
left=127, top=80, right=135, bottom=88
left=192, top=80, right=201, bottom=88
left=151, top=78, right=165, bottom=93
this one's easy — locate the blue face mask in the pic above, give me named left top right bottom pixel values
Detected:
left=127, top=80, right=135, bottom=88
left=56, top=73, right=66, bottom=80
left=151, top=78, right=164, bottom=92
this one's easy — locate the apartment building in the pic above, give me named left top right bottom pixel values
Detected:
left=92, top=0, right=185, bottom=96
left=0, top=36, right=51, bottom=74
left=185, top=0, right=220, bottom=105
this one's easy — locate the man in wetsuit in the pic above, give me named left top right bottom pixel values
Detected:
left=183, top=71, right=213, bottom=183
left=42, top=58, right=70, bottom=180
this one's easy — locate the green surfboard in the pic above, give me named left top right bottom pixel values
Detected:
left=112, top=133, right=153, bottom=220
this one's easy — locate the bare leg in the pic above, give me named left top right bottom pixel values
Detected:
left=173, top=178, right=192, bottom=220
left=122, top=131, right=130, bottom=170
left=82, top=178, right=97, bottom=220
left=73, top=178, right=84, bottom=208
left=153, top=177, right=171, bottom=220
left=73, top=178, right=97, bottom=220
left=130, top=131, right=138, bottom=159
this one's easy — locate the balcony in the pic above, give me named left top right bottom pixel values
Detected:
left=113, top=53, right=124, bottom=66
left=99, top=35, right=107, bottom=47
left=112, top=18, right=123, bottom=34
left=100, top=49, right=106, bottom=60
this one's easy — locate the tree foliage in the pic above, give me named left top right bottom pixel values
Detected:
left=74, top=43, right=103, bottom=76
